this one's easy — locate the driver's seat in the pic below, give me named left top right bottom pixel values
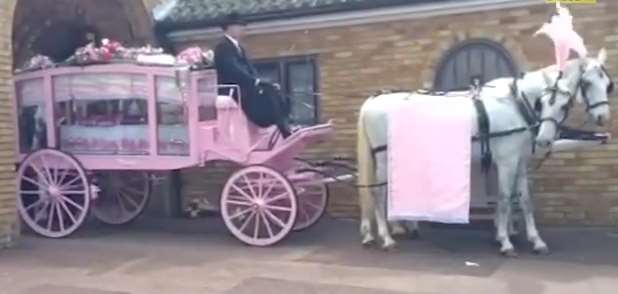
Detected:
left=215, top=93, right=277, bottom=152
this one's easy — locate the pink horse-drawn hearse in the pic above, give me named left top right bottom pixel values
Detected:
left=13, top=61, right=344, bottom=247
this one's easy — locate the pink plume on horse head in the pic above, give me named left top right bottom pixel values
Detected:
left=534, top=1, right=588, bottom=71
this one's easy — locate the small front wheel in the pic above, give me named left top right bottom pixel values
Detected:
left=220, top=165, right=297, bottom=246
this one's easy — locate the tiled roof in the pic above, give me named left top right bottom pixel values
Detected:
left=155, top=0, right=454, bottom=31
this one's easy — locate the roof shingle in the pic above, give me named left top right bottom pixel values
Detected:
left=155, top=0, right=454, bottom=31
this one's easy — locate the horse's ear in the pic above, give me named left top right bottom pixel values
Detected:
left=598, top=48, right=607, bottom=65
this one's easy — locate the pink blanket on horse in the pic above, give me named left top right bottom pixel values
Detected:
left=387, top=95, right=473, bottom=224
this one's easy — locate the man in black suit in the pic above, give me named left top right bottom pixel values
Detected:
left=214, top=13, right=292, bottom=138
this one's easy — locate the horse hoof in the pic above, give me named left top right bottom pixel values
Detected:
left=382, top=241, right=397, bottom=251
left=533, top=246, right=550, bottom=255
left=501, top=249, right=518, bottom=258
left=361, top=238, right=376, bottom=248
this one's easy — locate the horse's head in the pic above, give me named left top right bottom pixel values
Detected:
left=535, top=49, right=613, bottom=148
left=535, top=73, right=574, bottom=148
left=578, top=48, right=613, bottom=126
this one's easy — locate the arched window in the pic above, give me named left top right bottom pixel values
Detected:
left=433, top=39, right=518, bottom=92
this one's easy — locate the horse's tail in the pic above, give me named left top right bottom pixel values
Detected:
left=357, top=102, right=376, bottom=220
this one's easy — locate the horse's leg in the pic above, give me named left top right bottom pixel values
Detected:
left=374, top=152, right=396, bottom=250
left=357, top=112, right=377, bottom=246
left=359, top=188, right=376, bottom=246
left=507, top=214, right=519, bottom=237
left=495, top=159, right=518, bottom=257
left=517, top=161, right=549, bottom=254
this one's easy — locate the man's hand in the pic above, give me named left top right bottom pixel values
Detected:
left=273, top=83, right=281, bottom=91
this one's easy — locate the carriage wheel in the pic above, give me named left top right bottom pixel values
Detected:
left=220, top=165, right=297, bottom=246
left=291, top=161, right=330, bottom=232
left=91, top=171, right=151, bottom=225
left=16, top=149, right=91, bottom=238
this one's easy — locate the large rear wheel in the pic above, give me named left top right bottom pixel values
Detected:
left=16, top=149, right=91, bottom=238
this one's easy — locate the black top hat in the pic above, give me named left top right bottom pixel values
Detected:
left=221, top=12, right=248, bottom=29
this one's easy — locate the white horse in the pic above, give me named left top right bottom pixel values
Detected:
left=357, top=50, right=613, bottom=256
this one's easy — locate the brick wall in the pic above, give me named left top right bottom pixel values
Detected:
left=175, top=2, right=618, bottom=225
left=0, top=0, right=18, bottom=249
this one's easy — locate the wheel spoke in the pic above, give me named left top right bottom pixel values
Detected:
left=33, top=202, right=49, bottom=223
left=58, top=199, right=78, bottom=225
left=242, top=175, right=259, bottom=199
left=304, top=201, right=323, bottom=211
left=122, top=186, right=145, bottom=197
left=298, top=205, right=309, bottom=222
left=55, top=202, right=65, bottom=232
left=228, top=195, right=251, bottom=203
left=119, top=190, right=139, bottom=209
left=239, top=210, right=256, bottom=233
left=260, top=211, right=274, bottom=238
left=264, top=204, right=292, bottom=212
left=29, top=162, right=50, bottom=186
left=46, top=201, right=55, bottom=230
left=263, top=209, right=287, bottom=229
left=61, top=191, right=86, bottom=195
left=60, top=175, right=82, bottom=191
left=61, top=184, right=85, bottom=193
left=62, top=195, right=85, bottom=212
left=25, top=198, right=45, bottom=212
left=116, top=191, right=129, bottom=215
left=22, top=175, right=47, bottom=190
left=257, top=172, right=264, bottom=198
left=226, top=199, right=252, bottom=207
left=57, top=168, right=70, bottom=186
left=261, top=179, right=277, bottom=201
left=232, top=184, right=254, bottom=202
left=253, top=209, right=261, bottom=239
left=229, top=206, right=254, bottom=220
left=38, top=156, right=57, bottom=185
left=264, top=192, right=290, bottom=204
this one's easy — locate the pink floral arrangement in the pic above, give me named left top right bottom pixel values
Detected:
left=16, top=37, right=214, bottom=72
left=176, top=46, right=214, bottom=67
left=16, top=54, right=55, bottom=73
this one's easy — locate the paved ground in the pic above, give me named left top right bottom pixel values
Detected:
left=1, top=216, right=618, bottom=294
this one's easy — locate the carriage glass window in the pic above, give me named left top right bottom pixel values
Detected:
left=54, top=73, right=150, bottom=155
left=255, top=57, right=319, bottom=125
left=198, top=76, right=217, bottom=121
left=156, top=76, right=190, bottom=156
left=16, top=78, right=47, bottom=153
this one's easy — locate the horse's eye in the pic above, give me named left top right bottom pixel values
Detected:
left=608, top=81, right=614, bottom=94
